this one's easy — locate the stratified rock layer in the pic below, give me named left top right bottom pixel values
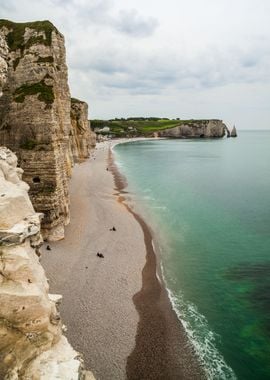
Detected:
left=0, top=20, right=71, bottom=241
left=70, top=98, right=96, bottom=163
left=157, top=120, right=230, bottom=138
left=0, top=147, right=94, bottom=379
left=0, top=20, right=95, bottom=241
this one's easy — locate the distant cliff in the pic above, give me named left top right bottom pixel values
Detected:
left=0, top=20, right=95, bottom=240
left=155, top=120, right=230, bottom=138
left=70, top=98, right=96, bottom=163
left=91, top=118, right=232, bottom=138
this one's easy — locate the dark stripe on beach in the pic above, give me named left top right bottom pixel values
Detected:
left=108, top=148, right=205, bottom=380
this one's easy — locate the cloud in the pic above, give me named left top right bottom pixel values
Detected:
left=0, top=0, right=269, bottom=127
left=68, top=35, right=270, bottom=99
left=0, top=2, right=15, bottom=12
left=114, top=9, right=158, bottom=37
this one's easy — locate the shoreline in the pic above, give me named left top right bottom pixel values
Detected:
left=42, top=139, right=205, bottom=379
left=109, top=141, right=206, bottom=379
left=42, top=141, right=145, bottom=379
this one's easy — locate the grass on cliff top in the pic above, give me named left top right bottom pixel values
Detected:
left=71, top=97, right=84, bottom=104
left=0, top=19, right=60, bottom=52
left=14, top=79, right=54, bottom=105
left=91, top=118, right=214, bottom=136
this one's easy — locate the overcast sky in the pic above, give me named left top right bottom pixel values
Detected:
left=1, top=0, right=270, bottom=129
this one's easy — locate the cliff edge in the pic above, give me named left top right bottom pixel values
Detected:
left=70, top=98, right=96, bottom=163
left=0, top=20, right=95, bottom=241
left=0, top=147, right=94, bottom=379
left=156, top=119, right=230, bottom=138
left=91, top=118, right=233, bottom=139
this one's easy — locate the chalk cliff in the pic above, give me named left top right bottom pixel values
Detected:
left=231, top=125, right=237, bottom=137
left=156, top=120, right=230, bottom=138
left=0, top=147, right=94, bottom=379
left=0, top=20, right=95, bottom=241
left=70, top=98, right=96, bottom=163
left=0, top=30, right=8, bottom=95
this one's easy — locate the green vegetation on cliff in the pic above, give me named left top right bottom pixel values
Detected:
left=91, top=117, right=211, bottom=137
left=37, top=56, right=54, bottom=64
left=0, top=19, right=60, bottom=52
left=19, top=139, right=38, bottom=150
left=14, top=79, right=54, bottom=105
left=71, top=97, right=83, bottom=104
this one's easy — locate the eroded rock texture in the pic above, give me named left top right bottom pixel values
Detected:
left=0, top=32, right=8, bottom=95
left=70, top=98, right=96, bottom=163
left=0, top=20, right=95, bottom=241
left=0, top=147, right=94, bottom=380
left=157, top=120, right=230, bottom=138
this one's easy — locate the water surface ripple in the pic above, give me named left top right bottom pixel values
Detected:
left=114, top=131, right=270, bottom=380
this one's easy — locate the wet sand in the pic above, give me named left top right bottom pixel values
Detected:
left=42, top=140, right=205, bottom=379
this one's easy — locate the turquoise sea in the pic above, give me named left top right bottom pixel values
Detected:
left=114, top=131, right=270, bottom=380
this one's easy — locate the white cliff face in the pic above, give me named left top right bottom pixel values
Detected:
left=0, top=148, right=34, bottom=229
left=0, top=20, right=95, bottom=241
left=0, top=34, right=8, bottom=96
left=0, top=20, right=72, bottom=241
left=70, top=98, right=96, bottom=163
left=157, top=120, right=229, bottom=138
left=0, top=147, right=94, bottom=379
